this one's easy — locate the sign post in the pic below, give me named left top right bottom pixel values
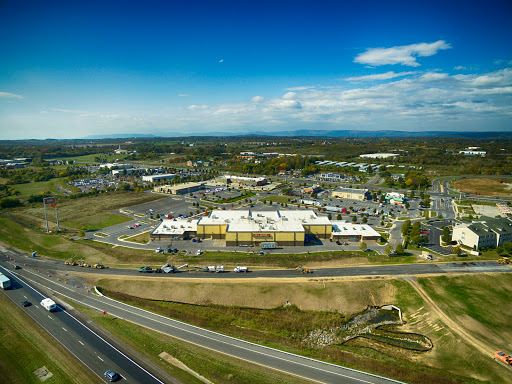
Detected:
left=43, top=197, right=60, bottom=233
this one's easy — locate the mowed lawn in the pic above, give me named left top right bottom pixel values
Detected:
left=62, top=212, right=132, bottom=231
left=453, top=177, right=512, bottom=197
left=12, top=178, right=68, bottom=197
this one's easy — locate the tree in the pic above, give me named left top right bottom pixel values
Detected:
left=362, top=217, right=368, bottom=224
left=327, top=214, right=332, bottom=220
left=401, top=219, right=411, bottom=236
left=442, top=227, right=451, bottom=244
left=405, top=202, right=410, bottom=210
left=337, top=214, right=342, bottom=220
left=385, top=245, right=393, bottom=256
left=352, top=215, right=357, bottom=223
left=453, top=246, right=462, bottom=256
left=360, top=241, right=367, bottom=251
left=395, top=243, right=404, bottom=255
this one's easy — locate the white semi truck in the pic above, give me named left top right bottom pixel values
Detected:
left=234, top=266, right=248, bottom=273
left=40, top=298, right=57, bottom=312
left=0, top=273, right=11, bottom=289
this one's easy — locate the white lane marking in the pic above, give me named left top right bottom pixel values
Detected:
left=78, top=340, right=84, bottom=346
left=48, top=315, right=53, bottom=320
left=24, top=295, right=27, bottom=299
left=62, top=327, right=67, bottom=332
left=98, top=356, right=104, bottom=362
left=35, top=305, right=39, bottom=309
left=123, top=376, right=127, bottom=380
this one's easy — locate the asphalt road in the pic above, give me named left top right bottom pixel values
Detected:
left=0, top=265, right=167, bottom=384
left=1, top=259, right=401, bottom=384
left=4, top=249, right=511, bottom=280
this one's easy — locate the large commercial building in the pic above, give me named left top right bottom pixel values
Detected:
left=142, top=173, right=176, bottom=183
left=452, top=216, right=512, bottom=249
left=217, top=175, right=268, bottom=186
left=154, top=182, right=205, bottom=195
left=151, top=210, right=381, bottom=246
left=332, top=187, right=369, bottom=201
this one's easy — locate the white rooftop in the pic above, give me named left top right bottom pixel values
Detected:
left=152, top=219, right=198, bottom=235
left=330, top=221, right=381, bottom=238
left=198, top=210, right=330, bottom=232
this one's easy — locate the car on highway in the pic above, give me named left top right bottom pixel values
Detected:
left=13, top=264, right=20, bottom=269
left=22, top=300, right=31, bottom=307
left=155, top=247, right=163, bottom=253
left=104, top=370, right=120, bottom=382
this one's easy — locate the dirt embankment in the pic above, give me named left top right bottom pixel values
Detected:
left=93, top=276, right=398, bottom=313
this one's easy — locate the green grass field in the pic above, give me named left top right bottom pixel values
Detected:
left=0, top=294, right=98, bottom=383
left=53, top=153, right=130, bottom=163
left=62, top=212, right=132, bottom=231
left=259, top=195, right=293, bottom=204
left=12, top=178, right=68, bottom=197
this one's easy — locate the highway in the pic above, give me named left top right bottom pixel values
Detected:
left=0, top=265, right=169, bottom=384
left=1, top=256, right=402, bottom=384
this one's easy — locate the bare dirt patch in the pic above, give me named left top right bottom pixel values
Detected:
left=453, top=177, right=512, bottom=197
left=94, top=276, right=398, bottom=313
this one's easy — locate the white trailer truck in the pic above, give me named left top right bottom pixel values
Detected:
left=40, top=298, right=57, bottom=312
left=0, top=273, right=11, bottom=289
left=234, top=266, right=248, bottom=273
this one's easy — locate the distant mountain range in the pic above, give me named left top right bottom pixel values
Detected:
left=82, top=130, right=512, bottom=139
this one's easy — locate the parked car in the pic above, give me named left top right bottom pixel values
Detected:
left=336, top=241, right=341, bottom=245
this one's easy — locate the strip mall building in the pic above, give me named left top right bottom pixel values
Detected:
left=151, top=209, right=381, bottom=246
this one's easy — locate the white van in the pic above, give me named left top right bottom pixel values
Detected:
left=40, top=298, right=57, bottom=312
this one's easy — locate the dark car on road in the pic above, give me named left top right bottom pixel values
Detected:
left=104, top=370, right=120, bottom=382
left=22, top=300, right=31, bottom=307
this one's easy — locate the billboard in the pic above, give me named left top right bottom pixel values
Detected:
left=43, top=198, right=56, bottom=208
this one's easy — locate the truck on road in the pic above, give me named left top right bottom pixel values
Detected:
left=0, top=273, right=11, bottom=289
left=40, top=298, right=57, bottom=312
left=234, top=266, right=248, bottom=273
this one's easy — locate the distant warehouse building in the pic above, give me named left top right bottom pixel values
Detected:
left=217, top=175, right=268, bottom=186
left=332, top=187, right=369, bottom=201
left=154, top=181, right=205, bottom=195
left=452, top=216, right=512, bottom=249
left=142, top=173, right=176, bottom=183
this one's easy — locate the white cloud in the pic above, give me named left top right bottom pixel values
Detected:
left=282, top=92, right=297, bottom=99
left=52, top=108, right=89, bottom=114
left=0, top=92, right=23, bottom=99
left=344, top=71, right=416, bottom=81
left=354, top=40, right=451, bottom=67
left=250, top=96, right=265, bottom=102
left=218, top=59, right=224, bottom=63
left=178, top=93, right=189, bottom=97
left=419, top=72, right=450, bottom=81
left=469, top=68, right=512, bottom=88
left=285, top=86, right=315, bottom=91
left=454, top=65, right=467, bottom=70
left=187, top=104, right=209, bottom=110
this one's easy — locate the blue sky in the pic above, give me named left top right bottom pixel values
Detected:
left=1, top=0, right=511, bottom=139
